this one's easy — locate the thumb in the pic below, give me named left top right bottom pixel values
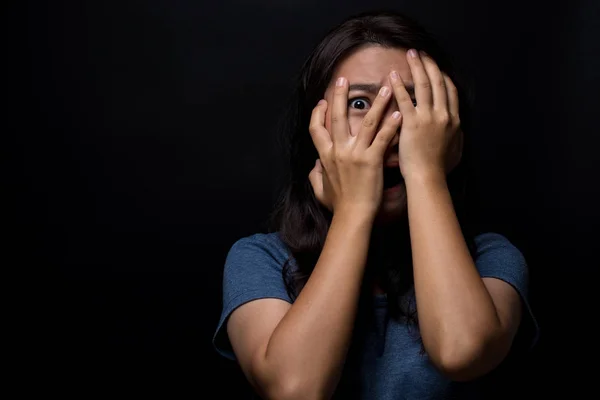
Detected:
left=308, top=159, right=329, bottom=209
left=314, top=158, right=323, bottom=173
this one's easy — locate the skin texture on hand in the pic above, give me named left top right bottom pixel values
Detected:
left=389, top=49, right=462, bottom=180
left=308, top=75, right=401, bottom=219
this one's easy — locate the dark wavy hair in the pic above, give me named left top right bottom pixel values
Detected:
left=268, top=10, right=478, bottom=334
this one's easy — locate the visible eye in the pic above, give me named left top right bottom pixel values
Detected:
left=348, top=97, right=371, bottom=110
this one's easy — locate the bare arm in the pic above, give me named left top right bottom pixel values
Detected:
left=227, top=76, right=400, bottom=399
left=388, top=50, right=523, bottom=381
left=227, top=212, right=373, bottom=400
left=405, top=172, right=522, bottom=381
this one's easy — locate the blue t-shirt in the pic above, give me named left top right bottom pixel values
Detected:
left=213, top=231, right=539, bottom=399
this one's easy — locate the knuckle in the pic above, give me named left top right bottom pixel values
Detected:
left=419, top=80, right=432, bottom=90
left=364, top=154, right=380, bottom=167
left=392, top=79, right=404, bottom=90
left=398, top=93, right=412, bottom=104
left=353, top=152, right=369, bottom=165
left=404, top=97, right=415, bottom=107
left=452, top=118, right=461, bottom=130
left=333, top=148, right=348, bottom=161
left=419, top=113, right=432, bottom=125
left=343, top=153, right=356, bottom=166
left=348, top=147, right=365, bottom=161
left=361, top=115, right=377, bottom=129
left=437, top=112, right=450, bottom=124
left=393, top=92, right=406, bottom=104
left=331, top=114, right=344, bottom=124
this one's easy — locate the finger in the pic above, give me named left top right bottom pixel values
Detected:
left=315, top=158, right=323, bottom=172
left=406, top=49, right=432, bottom=107
left=308, top=159, right=327, bottom=207
left=369, top=111, right=403, bottom=155
left=443, top=74, right=460, bottom=119
left=308, top=100, right=332, bottom=155
left=356, top=85, right=392, bottom=149
left=331, top=77, right=350, bottom=143
left=389, top=71, right=416, bottom=118
left=420, top=51, right=447, bottom=111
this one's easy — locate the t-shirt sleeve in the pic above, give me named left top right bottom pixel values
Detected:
left=474, top=232, right=540, bottom=351
left=213, top=233, right=294, bottom=360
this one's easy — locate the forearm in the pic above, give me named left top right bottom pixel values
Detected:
left=259, top=211, right=373, bottom=399
left=405, top=172, right=501, bottom=372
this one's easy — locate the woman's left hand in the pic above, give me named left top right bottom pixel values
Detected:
left=390, top=49, right=463, bottom=181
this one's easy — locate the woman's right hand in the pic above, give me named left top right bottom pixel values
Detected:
left=308, top=77, right=402, bottom=218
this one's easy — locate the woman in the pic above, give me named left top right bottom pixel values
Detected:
left=213, top=10, right=538, bottom=400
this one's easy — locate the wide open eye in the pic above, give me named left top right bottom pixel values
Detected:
left=348, top=97, right=371, bottom=110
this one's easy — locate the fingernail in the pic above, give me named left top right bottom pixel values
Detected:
left=408, top=49, right=417, bottom=58
left=390, top=71, right=399, bottom=81
left=336, top=77, right=346, bottom=87
left=317, top=99, right=325, bottom=106
left=392, top=111, right=401, bottom=119
left=379, top=86, right=390, bottom=97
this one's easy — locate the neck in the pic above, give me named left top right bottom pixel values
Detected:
left=366, top=217, right=411, bottom=279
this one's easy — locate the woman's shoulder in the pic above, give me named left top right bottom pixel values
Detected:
left=226, top=231, right=292, bottom=271
left=473, top=232, right=524, bottom=258
left=215, top=231, right=294, bottom=359
left=472, top=232, right=539, bottom=349
left=472, top=231, right=529, bottom=291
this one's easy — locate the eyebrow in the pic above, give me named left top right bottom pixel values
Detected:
left=348, top=83, right=415, bottom=95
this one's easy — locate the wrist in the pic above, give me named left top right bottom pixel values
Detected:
left=403, top=167, right=446, bottom=187
left=332, top=207, right=376, bottom=230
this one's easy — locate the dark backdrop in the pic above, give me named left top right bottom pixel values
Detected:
left=9, top=0, right=599, bottom=396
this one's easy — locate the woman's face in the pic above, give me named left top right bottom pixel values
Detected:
left=322, top=45, right=415, bottom=224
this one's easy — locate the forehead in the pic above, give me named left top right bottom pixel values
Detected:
left=331, top=45, right=413, bottom=86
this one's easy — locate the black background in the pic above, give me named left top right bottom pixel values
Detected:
left=9, top=0, right=599, bottom=396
